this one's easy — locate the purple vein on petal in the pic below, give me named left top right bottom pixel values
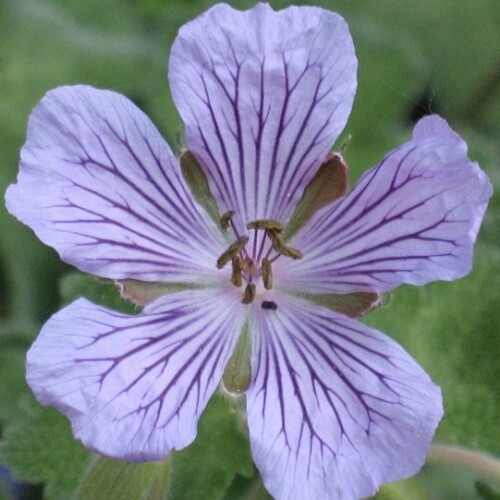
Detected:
left=170, top=3, right=357, bottom=227
left=282, top=116, right=492, bottom=294
left=247, top=295, right=443, bottom=499
left=6, top=85, right=226, bottom=282
left=26, top=289, right=245, bottom=462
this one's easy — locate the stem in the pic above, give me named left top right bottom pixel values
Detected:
left=427, top=444, right=500, bottom=479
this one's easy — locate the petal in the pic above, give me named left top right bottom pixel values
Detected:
left=281, top=116, right=493, bottom=294
left=6, top=85, right=225, bottom=282
left=169, top=4, right=357, bottom=228
left=247, top=295, right=443, bottom=499
left=26, top=289, right=245, bottom=461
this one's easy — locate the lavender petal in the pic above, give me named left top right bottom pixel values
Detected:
left=169, top=4, right=357, bottom=229
left=26, top=289, right=245, bottom=461
left=281, top=115, right=492, bottom=294
left=247, top=294, right=443, bottom=499
left=6, top=85, right=225, bottom=282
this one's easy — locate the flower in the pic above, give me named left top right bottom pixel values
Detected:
left=5, top=3, right=492, bottom=499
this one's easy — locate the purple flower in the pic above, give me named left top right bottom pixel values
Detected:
left=5, top=4, right=492, bottom=499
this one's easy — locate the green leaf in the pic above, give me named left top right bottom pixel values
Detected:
left=168, top=394, right=254, bottom=500
left=0, top=339, right=31, bottom=426
left=223, top=474, right=272, bottom=500
left=0, top=396, right=91, bottom=500
left=74, top=456, right=171, bottom=500
left=476, top=481, right=500, bottom=500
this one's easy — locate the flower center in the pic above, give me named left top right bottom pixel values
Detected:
left=216, top=212, right=303, bottom=304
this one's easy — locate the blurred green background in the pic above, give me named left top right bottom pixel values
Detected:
left=0, top=0, right=498, bottom=499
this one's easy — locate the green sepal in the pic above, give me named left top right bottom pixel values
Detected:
left=117, top=279, right=203, bottom=306
left=60, top=271, right=137, bottom=313
left=296, top=291, right=383, bottom=318
left=73, top=456, right=171, bottom=500
left=285, top=152, right=348, bottom=240
left=221, top=322, right=251, bottom=395
left=180, top=150, right=221, bottom=227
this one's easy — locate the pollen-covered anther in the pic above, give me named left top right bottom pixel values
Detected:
left=220, top=210, right=235, bottom=230
left=278, top=245, right=303, bottom=260
left=216, top=236, right=249, bottom=269
left=230, top=256, right=243, bottom=287
left=268, top=229, right=303, bottom=260
left=242, top=283, right=256, bottom=304
left=262, top=257, right=273, bottom=289
left=247, top=219, right=284, bottom=232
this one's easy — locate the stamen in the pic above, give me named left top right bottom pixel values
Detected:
left=262, top=257, right=273, bottom=290
left=220, top=210, right=235, bottom=230
left=216, top=236, right=249, bottom=269
left=268, top=230, right=303, bottom=259
left=231, top=256, right=243, bottom=287
left=267, top=228, right=283, bottom=250
left=247, top=219, right=284, bottom=232
left=215, top=215, right=303, bottom=302
left=277, top=245, right=303, bottom=260
left=242, top=283, right=256, bottom=304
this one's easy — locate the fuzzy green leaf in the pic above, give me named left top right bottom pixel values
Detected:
left=168, top=395, right=254, bottom=500
left=0, top=397, right=91, bottom=500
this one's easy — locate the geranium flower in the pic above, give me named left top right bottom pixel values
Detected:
left=5, top=3, right=492, bottom=499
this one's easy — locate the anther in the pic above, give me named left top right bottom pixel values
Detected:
left=262, top=257, right=273, bottom=289
left=267, top=229, right=284, bottom=251
left=278, top=245, right=303, bottom=260
left=268, top=230, right=303, bottom=260
left=242, top=283, right=256, bottom=304
left=220, top=211, right=235, bottom=230
left=247, top=219, right=284, bottom=232
left=216, top=236, right=249, bottom=269
left=231, top=256, right=243, bottom=287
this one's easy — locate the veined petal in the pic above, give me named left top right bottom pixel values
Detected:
left=247, top=295, right=443, bottom=500
left=26, top=289, right=245, bottom=461
left=281, top=116, right=492, bottom=294
left=170, top=4, right=357, bottom=228
left=6, top=85, right=225, bottom=282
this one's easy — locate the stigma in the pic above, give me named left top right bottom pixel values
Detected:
left=216, top=216, right=302, bottom=304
